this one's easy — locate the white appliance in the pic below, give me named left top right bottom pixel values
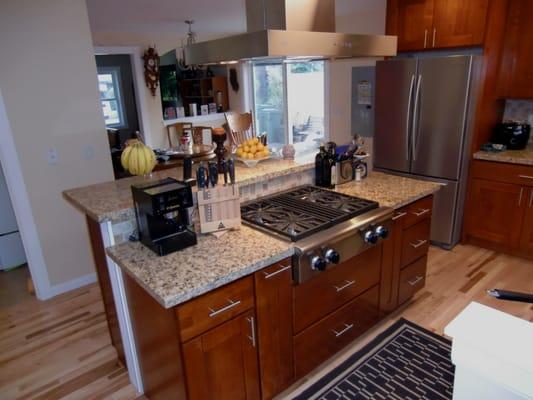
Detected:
left=0, top=164, right=26, bottom=270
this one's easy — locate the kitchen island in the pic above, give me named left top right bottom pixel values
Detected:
left=63, top=161, right=441, bottom=398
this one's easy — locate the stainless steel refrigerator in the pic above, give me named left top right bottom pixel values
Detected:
left=374, top=55, right=481, bottom=249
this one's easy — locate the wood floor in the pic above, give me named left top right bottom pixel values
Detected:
left=0, top=244, right=531, bottom=399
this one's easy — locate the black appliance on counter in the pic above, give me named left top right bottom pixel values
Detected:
left=132, top=178, right=197, bottom=256
left=492, top=123, right=531, bottom=150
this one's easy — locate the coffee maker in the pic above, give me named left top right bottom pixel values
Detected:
left=132, top=178, right=197, bottom=256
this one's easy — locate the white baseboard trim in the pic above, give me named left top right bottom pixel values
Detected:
left=47, top=272, right=97, bottom=298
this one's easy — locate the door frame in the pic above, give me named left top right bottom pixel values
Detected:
left=94, top=46, right=153, bottom=147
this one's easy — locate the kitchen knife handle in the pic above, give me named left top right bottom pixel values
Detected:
left=221, top=159, right=228, bottom=185
left=487, top=289, right=533, bottom=304
left=197, top=163, right=207, bottom=189
left=228, top=159, right=235, bottom=184
left=183, top=155, right=192, bottom=181
left=208, top=162, right=218, bottom=187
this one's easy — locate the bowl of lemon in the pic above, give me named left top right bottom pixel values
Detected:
left=234, top=137, right=271, bottom=167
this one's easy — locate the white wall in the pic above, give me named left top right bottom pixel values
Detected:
left=328, top=0, right=387, bottom=145
left=0, top=0, right=114, bottom=296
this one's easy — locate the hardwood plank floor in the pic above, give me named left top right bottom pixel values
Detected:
left=278, top=244, right=533, bottom=398
left=0, top=244, right=531, bottom=399
left=0, top=281, right=140, bottom=399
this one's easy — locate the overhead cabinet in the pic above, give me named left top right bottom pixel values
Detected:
left=387, top=0, right=489, bottom=51
left=497, top=0, right=533, bottom=98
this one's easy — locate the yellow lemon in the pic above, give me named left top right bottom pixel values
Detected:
left=253, top=137, right=259, bottom=144
left=262, top=149, right=270, bottom=157
left=243, top=145, right=250, bottom=153
left=256, top=143, right=264, bottom=151
left=249, top=145, right=257, bottom=154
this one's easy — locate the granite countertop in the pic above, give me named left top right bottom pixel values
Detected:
left=334, top=171, right=442, bottom=209
left=473, top=144, right=533, bottom=166
left=63, top=158, right=313, bottom=223
left=107, top=225, right=293, bottom=308
left=106, top=171, right=441, bottom=309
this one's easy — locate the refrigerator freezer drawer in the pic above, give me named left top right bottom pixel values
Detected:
left=0, top=231, right=26, bottom=270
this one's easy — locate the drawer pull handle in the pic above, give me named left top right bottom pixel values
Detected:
left=409, top=239, right=427, bottom=249
left=263, top=264, right=291, bottom=279
left=392, top=211, right=407, bottom=220
left=246, top=316, right=256, bottom=347
left=208, top=299, right=241, bottom=317
left=334, top=280, right=356, bottom=292
left=518, top=175, right=533, bottom=180
left=333, top=323, right=354, bottom=338
left=412, top=208, right=430, bottom=217
left=407, top=275, right=423, bottom=286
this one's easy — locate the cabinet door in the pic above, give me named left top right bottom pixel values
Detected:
left=432, top=0, right=488, bottom=48
left=466, top=179, right=526, bottom=248
left=255, top=261, right=294, bottom=399
left=520, top=188, right=533, bottom=254
left=393, top=0, right=434, bottom=51
left=379, top=210, right=403, bottom=314
left=183, top=310, right=260, bottom=400
left=498, top=0, right=533, bottom=98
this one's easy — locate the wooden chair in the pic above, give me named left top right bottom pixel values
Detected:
left=224, top=112, right=254, bottom=149
left=192, top=126, right=213, bottom=145
left=166, top=122, right=192, bottom=148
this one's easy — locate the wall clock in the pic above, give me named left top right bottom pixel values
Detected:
left=143, top=46, right=160, bottom=97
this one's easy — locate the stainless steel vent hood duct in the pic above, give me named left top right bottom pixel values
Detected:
left=184, top=0, right=397, bottom=65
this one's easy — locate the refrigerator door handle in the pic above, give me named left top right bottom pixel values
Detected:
left=412, top=74, right=422, bottom=161
left=405, top=74, right=415, bottom=161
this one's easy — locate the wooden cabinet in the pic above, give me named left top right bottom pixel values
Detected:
left=254, top=261, right=294, bottom=399
left=466, top=178, right=525, bottom=248
left=387, top=0, right=489, bottom=51
left=465, top=160, right=533, bottom=258
left=379, top=196, right=433, bottom=315
left=293, top=245, right=381, bottom=333
left=183, top=309, right=260, bottom=400
left=497, top=0, right=533, bottom=98
left=520, top=188, right=533, bottom=253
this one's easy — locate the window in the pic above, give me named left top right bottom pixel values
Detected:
left=97, top=67, right=127, bottom=128
left=252, top=60, right=325, bottom=156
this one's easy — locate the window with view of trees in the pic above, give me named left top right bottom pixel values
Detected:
left=252, top=60, right=325, bottom=156
left=97, top=67, right=126, bottom=128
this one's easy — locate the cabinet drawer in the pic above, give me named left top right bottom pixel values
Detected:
left=294, top=286, right=379, bottom=378
left=402, top=196, right=433, bottom=229
left=398, top=256, right=427, bottom=305
left=471, top=160, right=533, bottom=187
left=176, top=276, right=254, bottom=342
left=401, top=219, right=430, bottom=268
left=293, top=245, right=381, bottom=334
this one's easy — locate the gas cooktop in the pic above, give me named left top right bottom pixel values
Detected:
left=240, top=185, right=379, bottom=242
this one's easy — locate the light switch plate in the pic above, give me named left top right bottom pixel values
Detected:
left=47, top=148, right=58, bottom=165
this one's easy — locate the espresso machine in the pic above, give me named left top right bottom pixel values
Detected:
left=132, top=178, right=197, bottom=256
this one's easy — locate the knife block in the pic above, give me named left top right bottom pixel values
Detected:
left=197, top=185, right=241, bottom=233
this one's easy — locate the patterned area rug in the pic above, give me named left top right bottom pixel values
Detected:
left=293, top=319, right=454, bottom=400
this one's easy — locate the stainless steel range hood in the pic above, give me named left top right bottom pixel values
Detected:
left=184, top=0, right=397, bottom=65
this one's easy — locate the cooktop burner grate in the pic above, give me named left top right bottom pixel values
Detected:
left=241, top=185, right=379, bottom=241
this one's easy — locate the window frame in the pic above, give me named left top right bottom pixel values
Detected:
left=249, top=59, right=328, bottom=150
left=97, top=66, right=128, bottom=129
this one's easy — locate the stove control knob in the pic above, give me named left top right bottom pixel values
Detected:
left=310, top=255, right=328, bottom=271
left=363, top=229, right=378, bottom=244
left=375, top=225, right=389, bottom=239
left=324, top=248, right=340, bottom=264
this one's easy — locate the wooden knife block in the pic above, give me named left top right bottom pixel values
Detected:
left=197, top=185, right=241, bottom=233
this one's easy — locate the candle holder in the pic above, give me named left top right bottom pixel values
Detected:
left=212, top=129, right=227, bottom=173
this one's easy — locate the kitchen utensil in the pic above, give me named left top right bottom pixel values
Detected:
left=183, top=156, right=193, bottom=182
left=221, top=159, right=228, bottom=185
left=208, top=162, right=218, bottom=187
left=197, top=162, right=207, bottom=189
left=228, top=159, right=235, bottom=185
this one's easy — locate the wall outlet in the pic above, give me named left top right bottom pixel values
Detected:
left=47, top=148, right=58, bottom=165
left=83, top=145, right=94, bottom=160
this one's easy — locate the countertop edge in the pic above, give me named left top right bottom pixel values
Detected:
left=473, top=151, right=533, bottom=167
left=390, top=185, right=442, bottom=209
left=107, top=246, right=295, bottom=308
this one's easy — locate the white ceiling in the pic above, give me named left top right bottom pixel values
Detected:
left=86, top=0, right=247, bottom=36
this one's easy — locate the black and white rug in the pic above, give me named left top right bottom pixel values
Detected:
left=293, top=319, right=455, bottom=400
